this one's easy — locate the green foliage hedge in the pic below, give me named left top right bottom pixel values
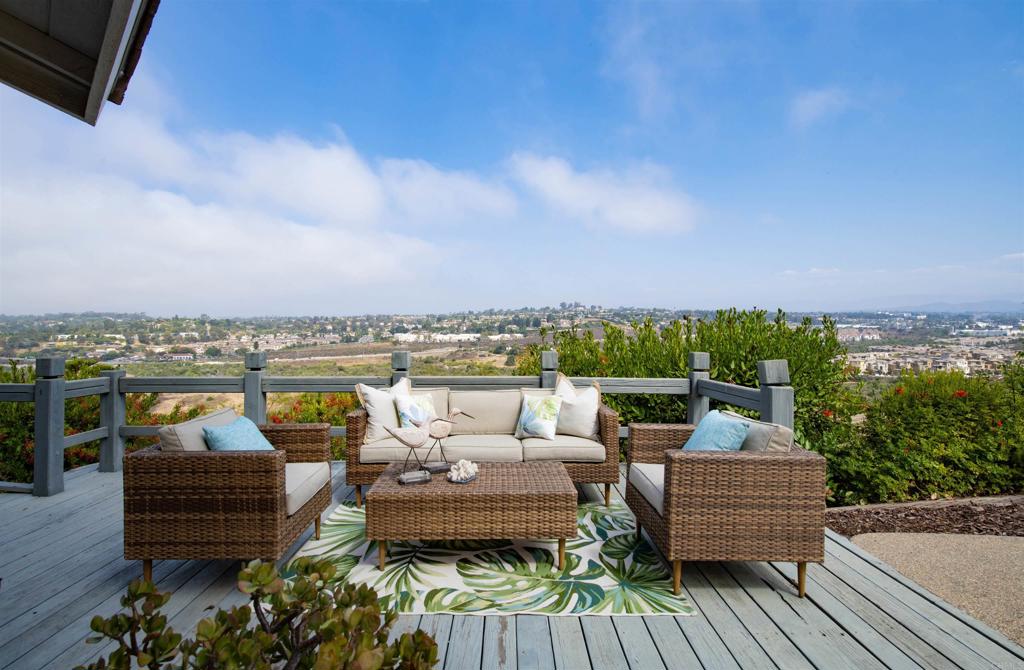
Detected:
left=517, top=310, right=1023, bottom=506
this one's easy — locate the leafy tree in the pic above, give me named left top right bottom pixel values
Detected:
left=203, top=346, right=222, bottom=358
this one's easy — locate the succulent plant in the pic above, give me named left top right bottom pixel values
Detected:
left=77, top=557, right=437, bottom=670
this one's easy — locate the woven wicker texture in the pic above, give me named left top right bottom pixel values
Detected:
left=626, top=423, right=825, bottom=563
left=365, top=462, right=577, bottom=541
left=124, top=423, right=332, bottom=561
left=346, top=404, right=620, bottom=488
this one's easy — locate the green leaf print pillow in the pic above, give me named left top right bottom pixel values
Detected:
left=514, top=394, right=563, bottom=440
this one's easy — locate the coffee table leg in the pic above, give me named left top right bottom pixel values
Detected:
left=558, top=538, right=565, bottom=570
left=378, top=541, right=387, bottom=571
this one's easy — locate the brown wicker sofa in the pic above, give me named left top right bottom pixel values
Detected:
left=124, top=423, right=333, bottom=582
left=346, top=390, right=621, bottom=507
left=626, top=423, right=825, bottom=597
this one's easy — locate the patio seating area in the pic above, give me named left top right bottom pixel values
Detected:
left=2, top=461, right=1023, bottom=670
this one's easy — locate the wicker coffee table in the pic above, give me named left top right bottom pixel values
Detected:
left=366, top=462, right=578, bottom=570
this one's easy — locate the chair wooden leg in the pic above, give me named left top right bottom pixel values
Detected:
left=604, top=483, right=611, bottom=507
left=378, top=541, right=387, bottom=571
left=672, top=560, right=682, bottom=596
left=314, top=517, right=321, bottom=540
left=797, top=561, right=807, bottom=598
left=558, top=539, right=566, bottom=570
left=142, top=559, right=152, bottom=583
left=355, top=485, right=362, bottom=507
left=636, top=522, right=642, bottom=540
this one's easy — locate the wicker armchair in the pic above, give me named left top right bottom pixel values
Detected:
left=124, top=423, right=333, bottom=582
left=346, top=404, right=621, bottom=507
left=626, top=423, right=826, bottom=597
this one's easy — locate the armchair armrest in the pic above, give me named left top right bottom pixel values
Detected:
left=597, top=404, right=620, bottom=464
left=259, top=423, right=331, bottom=462
left=627, top=423, right=696, bottom=464
left=346, top=409, right=368, bottom=466
left=662, top=445, right=826, bottom=562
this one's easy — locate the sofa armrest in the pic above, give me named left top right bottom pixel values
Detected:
left=627, top=423, right=696, bottom=464
left=259, top=423, right=331, bottom=462
left=597, top=404, right=621, bottom=464
left=346, top=409, right=368, bottom=466
left=662, top=446, right=826, bottom=560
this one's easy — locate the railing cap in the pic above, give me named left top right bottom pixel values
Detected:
left=688, top=352, right=710, bottom=371
left=245, top=352, right=267, bottom=370
left=35, top=357, right=65, bottom=378
left=541, top=350, right=558, bottom=371
left=391, top=351, right=411, bottom=371
left=757, top=359, right=790, bottom=385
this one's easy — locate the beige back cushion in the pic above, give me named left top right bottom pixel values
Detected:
left=721, top=410, right=794, bottom=452
left=158, top=408, right=238, bottom=452
left=412, top=387, right=449, bottom=419
left=448, top=390, right=523, bottom=434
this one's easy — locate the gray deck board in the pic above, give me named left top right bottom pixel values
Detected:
left=0, top=462, right=1021, bottom=670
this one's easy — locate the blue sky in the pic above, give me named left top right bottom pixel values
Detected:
left=1, top=1, right=1021, bottom=315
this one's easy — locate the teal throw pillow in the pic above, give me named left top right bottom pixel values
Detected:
left=683, top=410, right=749, bottom=451
left=203, top=416, right=275, bottom=452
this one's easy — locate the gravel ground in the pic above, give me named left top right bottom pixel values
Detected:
left=853, top=533, right=1024, bottom=645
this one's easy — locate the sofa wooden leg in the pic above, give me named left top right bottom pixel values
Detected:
left=604, top=483, right=611, bottom=507
left=355, top=485, right=362, bottom=507
left=143, top=559, right=152, bottom=583
left=314, top=517, right=321, bottom=540
left=797, top=561, right=807, bottom=598
left=636, top=522, right=642, bottom=540
left=378, top=541, right=387, bottom=571
left=672, top=560, right=682, bottom=596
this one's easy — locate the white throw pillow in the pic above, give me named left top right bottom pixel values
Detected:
left=554, top=373, right=600, bottom=438
left=396, top=393, right=437, bottom=428
left=514, top=394, right=563, bottom=440
left=355, top=378, right=411, bottom=443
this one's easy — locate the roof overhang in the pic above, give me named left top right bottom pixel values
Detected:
left=0, top=0, right=159, bottom=125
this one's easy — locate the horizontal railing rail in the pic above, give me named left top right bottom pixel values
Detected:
left=2, top=350, right=793, bottom=496
left=0, top=383, right=33, bottom=402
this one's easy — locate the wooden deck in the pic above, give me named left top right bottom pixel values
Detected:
left=1, top=463, right=1021, bottom=670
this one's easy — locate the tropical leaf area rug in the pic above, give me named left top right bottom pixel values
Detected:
left=295, top=501, right=696, bottom=616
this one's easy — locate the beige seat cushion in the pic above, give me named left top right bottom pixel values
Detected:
left=438, top=434, right=523, bottom=462
left=158, top=408, right=238, bottom=452
left=359, top=434, right=523, bottom=463
left=284, top=462, right=330, bottom=516
left=522, top=435, right=605, bottom=462
left=448, top=390, right=522, bottom=434
left=628, top=463, right=664, bottom=515
left=720, top=410, right=794, bottom=452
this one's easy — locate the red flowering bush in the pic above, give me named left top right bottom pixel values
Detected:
left=826, top=363, right=1024, bottom=504
left=267, top=392, right=358, bottom=459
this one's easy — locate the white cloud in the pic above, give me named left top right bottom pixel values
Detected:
left=379, top=159, right=517, bottom=226
left=789, top=87, right=851, bottom=128
left=508, top=153, right=699, bottom=234
left=998, top=251, right=1024, bottom=262
left=781, top=267, right=840, bottom=276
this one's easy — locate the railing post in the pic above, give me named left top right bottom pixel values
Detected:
left=686, top=352, right=710, bottom=425
left=758, top=360, right=794, bottom=428
left=99, top=369, right=126, bottom=471
left=244, top=352, right=267, bottom=424
left=540, top=350, right=558, bottom=388
left=33, top=357, right=66, bottom=496
left=391, top=351, right=410, bottom=386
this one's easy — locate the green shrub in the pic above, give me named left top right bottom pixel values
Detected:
left=516, top=309, right=862, bottom=453
left=78, top=558, right=438, bottom=670
left=826, top=365, right=1024, bottom=503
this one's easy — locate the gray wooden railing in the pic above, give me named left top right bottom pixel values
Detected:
left=0, top=350, right=794, bottom=496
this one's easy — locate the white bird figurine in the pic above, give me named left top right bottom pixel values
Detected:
left=385, top=408, right=474, bottom=472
